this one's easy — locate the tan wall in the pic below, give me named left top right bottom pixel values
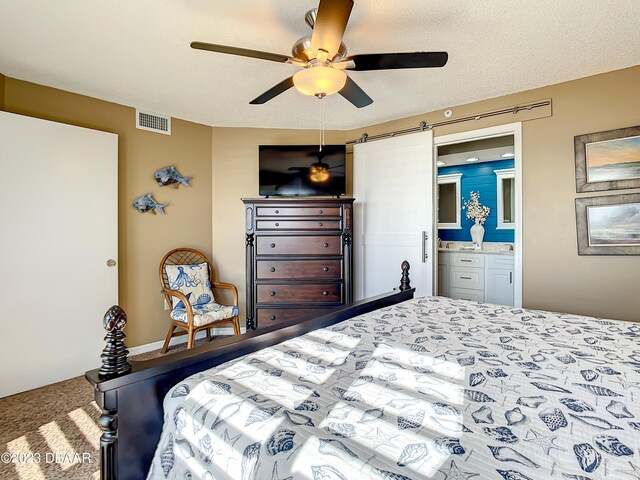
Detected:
left=0, top=73, right=5, bottom=109
left=2, top=78, right=213, bottom=346
left=211, top=128, right=348, bottom=324
left=347, top=65, right=640, bottom=322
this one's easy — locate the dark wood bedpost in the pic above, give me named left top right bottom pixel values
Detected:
left=97, top=305, right=131, bottom=479
left=400, top=260, right=411, bottom=291
left=99, top=305, right=131, bottom=378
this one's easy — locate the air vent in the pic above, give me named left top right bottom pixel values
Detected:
left=136, top=109, right=171, bottom=135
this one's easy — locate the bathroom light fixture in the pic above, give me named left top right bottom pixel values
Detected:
left=501, top=152, right=515, bottom=158
left=437, top=161, right=446, bottom=167
left=293, top=63, right=347, bottom=97
left=466, top=157, right=479, bottom=162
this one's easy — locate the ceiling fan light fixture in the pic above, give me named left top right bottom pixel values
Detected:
left=293, top=64, right=347, bottom=97
left=309, top=163, right=330, bottom=183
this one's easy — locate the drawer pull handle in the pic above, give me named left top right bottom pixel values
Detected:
left=270, top=291, right=276, bottom=296
left=461, top=276, right=472, bottom=280
left=270, top=267, right=276, bottom=272
left=323, top=243, right=329, bottom=248
left=323, top=267, right=329, bottom=272
left=319, top=210, right=323, bottom=214
left=275, top=223, right=279, bottom=227
left=270, top=315, right=276, bottom=321
left=319, top=222, right=323, bottom=227
left=275, top=210, right=279, bottom=214
left=322, top=291, right=329, bottom=296
left=460, top=259, right=472, bottom=263
left=270, top=243, right=276, bottom=248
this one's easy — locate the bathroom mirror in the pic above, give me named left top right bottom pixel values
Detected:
left=437, top=173, right=462, bottom=229
left=495, top=168, right=515, bottom=229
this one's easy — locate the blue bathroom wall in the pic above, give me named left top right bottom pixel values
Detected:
left=438, top=159, right=515, bottom=243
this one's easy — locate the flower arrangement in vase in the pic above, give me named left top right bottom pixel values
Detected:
left=462, top=191, right=490, bottom=248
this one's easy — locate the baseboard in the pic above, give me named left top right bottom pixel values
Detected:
left=127, top=326, right=246, bottom=356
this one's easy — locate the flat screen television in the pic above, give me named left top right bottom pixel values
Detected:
left=259, top=144, right=346, bottom=197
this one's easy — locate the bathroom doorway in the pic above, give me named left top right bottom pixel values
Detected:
left=433, top=123, right=522, bottom=307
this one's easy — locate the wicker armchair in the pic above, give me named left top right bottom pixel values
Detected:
left=159, top=248, right=241, bottom=353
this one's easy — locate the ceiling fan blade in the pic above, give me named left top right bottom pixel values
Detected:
left=343, top=52, right=448, bottom=71
left=339, top=76, right=373, bottom=108
left=311, top=0, right=353, bottom=59
left=250, top=77, right=295, bottom=104
left=191, top=42, right=290, bottom=63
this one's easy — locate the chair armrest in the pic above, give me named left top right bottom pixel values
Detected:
left=161, top=288, right=195, bottom=327
left=212, top=282, right=239, bottom=307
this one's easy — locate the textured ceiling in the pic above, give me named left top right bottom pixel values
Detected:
left=0, top=1, right=639, bottom=130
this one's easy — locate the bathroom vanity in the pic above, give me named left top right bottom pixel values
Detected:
left=438, top=245, right=514, bottom=306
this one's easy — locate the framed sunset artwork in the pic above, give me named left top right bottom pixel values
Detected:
left=576, top=193, right=640, bottom=255
left=575, top=125, right=640, bottom=192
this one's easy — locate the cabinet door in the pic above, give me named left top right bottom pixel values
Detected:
left=486, top=268, right=514, bottom=306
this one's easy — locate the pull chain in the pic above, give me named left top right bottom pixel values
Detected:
left=317, top=93, right=326, bottom=151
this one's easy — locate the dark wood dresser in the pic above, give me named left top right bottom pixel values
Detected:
left=243, top=197, right=354, bottom=330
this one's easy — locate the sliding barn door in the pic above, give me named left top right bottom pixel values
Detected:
left=353, top=131, right=434, bottom=299
left=0, top=111, right=118, bottom=397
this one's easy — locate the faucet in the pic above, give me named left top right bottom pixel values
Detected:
left=446, top=242, right=452, bottom=249
left=506, top=244, right=514, bottom=251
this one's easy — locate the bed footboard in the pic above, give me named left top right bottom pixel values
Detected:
left=86, top=261, right=414, bottom=479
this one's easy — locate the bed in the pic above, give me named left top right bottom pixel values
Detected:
left=87, top=263, right=640, bottom=480
left=144, top=296, right=640, bottom=480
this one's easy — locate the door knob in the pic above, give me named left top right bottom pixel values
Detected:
left=106, top=259, right=117, bottom=267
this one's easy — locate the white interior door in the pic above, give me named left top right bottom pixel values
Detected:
left=0, top=111, right=118, bottom=398
left=353, top=131, right=434, bottom=299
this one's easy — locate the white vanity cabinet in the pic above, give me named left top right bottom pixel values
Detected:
left=438, top=251, right=514, bottom=306
left=449, top=253, right=485, bottom=301
left=485, top=255, right=515, bottom=305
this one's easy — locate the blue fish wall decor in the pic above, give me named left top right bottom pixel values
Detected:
left=154, top=165, right=192, bottom=188
left=133, top=194, right=168, bottom=215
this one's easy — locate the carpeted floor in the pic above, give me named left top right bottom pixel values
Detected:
left=0, top=337, right=221, bottom=480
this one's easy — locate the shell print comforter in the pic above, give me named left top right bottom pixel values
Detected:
left=147, top=297, right=640, bottom=480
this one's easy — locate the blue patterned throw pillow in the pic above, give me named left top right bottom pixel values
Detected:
left=165, top=263, right=215, bottom=309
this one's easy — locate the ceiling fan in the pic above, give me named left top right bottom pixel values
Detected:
left=191, top=0, right=448, bottom=108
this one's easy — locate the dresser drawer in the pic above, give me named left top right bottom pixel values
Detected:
left=257, top=260, right=342, bottom=280
left=451, top=253, right=485, bottom=267
left=449, top=287, right=484, bottom=302
left=256, top=236, right=341, bottom=255
left=256, top=206, right=341, bottom=217
left=256, top=220, right=341, bottom=231
left=256, top=308, right=319, bottom=326
left=450, top=266, right=485, bottom=290
left=257, top=283, right=342, bottom=303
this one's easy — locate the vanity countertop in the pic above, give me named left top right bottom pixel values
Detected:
left=438, top=248, right=514, bottom=256
left=437, top=241, right=515, bottom=256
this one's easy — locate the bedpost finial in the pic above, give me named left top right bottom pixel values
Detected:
left=104, top=305, right=127, bottom=332
left=99, top=305, right=131, bottom=378
left=400, top=261, right=411, bottom=291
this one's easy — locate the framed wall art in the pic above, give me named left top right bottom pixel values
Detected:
left=575, top=193, right=640, bottom=255
left=574, top=125, right=640, bottom=192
